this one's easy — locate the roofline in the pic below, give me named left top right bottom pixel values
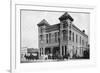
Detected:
left=72, top=24, right=88, bottom=38
left=45, top=23, right=88, bottom=38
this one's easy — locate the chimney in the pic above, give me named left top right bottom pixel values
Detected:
left=82, top=30, right=85, bottom=33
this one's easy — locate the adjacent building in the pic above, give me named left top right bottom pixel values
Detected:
left=20, top=47, right=28, bottom=62
left=21, top=47, right=40, bottom=62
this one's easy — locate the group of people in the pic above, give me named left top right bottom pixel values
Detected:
left=24, top=53, right=39, bottom=60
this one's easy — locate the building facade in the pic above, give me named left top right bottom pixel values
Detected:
left=37, top=12, right=89, bottom=59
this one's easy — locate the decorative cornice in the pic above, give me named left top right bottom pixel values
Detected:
left=59, top=12, right=74, bottom=21
left=37, top=19, right=50, bottom=27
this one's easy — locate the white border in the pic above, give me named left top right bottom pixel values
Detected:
left=11, top=2, right=96, bottom=73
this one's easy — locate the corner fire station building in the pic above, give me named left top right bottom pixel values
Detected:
left=37, top=12, right=89, bottom=59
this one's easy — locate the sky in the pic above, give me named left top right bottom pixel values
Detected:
left=21, top=10, right=90, bottom=48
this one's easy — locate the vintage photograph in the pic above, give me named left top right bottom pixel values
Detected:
left=20, top=10, right=90, bottom=63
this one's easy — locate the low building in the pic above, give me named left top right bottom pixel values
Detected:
left=20, top=47, right=28, bottom=62
left=27, top=48, right=39, bottom=56
left=21, top=47, right=40, bottom=62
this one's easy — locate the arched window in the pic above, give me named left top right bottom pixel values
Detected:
left=63, top=30, right=67, bottom=40
left=40, top=35, right=43, bottom=41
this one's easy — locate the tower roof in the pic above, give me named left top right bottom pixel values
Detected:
left=37, top=19, right=50, bottom=26
left=59, top=12, right=74, bottom=21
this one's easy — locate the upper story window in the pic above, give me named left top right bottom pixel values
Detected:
left=63, top=24, right=66, bottom=28
left=55, top=32, right=57, bottom=43
left=80, top=36, right=81, bottom=44
left=46, top=34, right=48, bottom=43
left=40, top=35, right=43, bottom=41
left=69, top=24, right=71, bottom=29
left=67, top=19, right=72, bottom=28
left=72, top=32, right=74, bottom=42
left=86, top=41, right=88, bottom=47
left=82, top=40, right=84, bottom=46
left=58, top=32, right=60, bottom=42
left=49, top=33, right=51, bottom=43
left=62, top=20, right=68, bottom=28
left=69, top=30, right=71, bottom=40
left=76, top=34, right=78, bottom=43
left=63, top=30, right=67, bottom=40
left=40, top=27, right=43, bottom=33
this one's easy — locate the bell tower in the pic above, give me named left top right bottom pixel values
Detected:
left=59, top=12, right=74, bottom=28
left=58, top=12, right=74, bottom=57
left=37, top=19, right=50, bottom=57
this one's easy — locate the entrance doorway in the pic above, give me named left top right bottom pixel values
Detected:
left=45, top=47, right=51, bottom=55
left=52, top=47, right=60, bottom=59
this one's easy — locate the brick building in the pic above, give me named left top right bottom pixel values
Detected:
left=37, top=12, right=89, bottom=59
